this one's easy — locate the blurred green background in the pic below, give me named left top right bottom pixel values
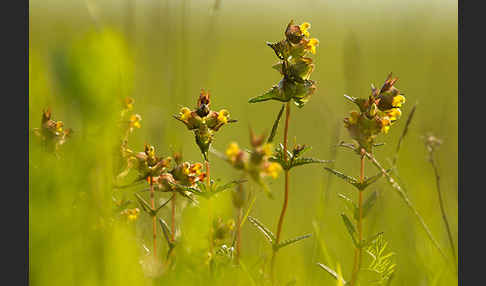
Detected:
left=29, top=0, right=457, bottom=285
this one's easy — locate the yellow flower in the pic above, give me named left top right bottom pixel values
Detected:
left=217, top=109, right=229, bottom=124
left=55, top=121, right=64, bottom=133
left=381, top=118, right=391, bottom=134
left=182, top=162, right=191, bottom=175
left=189, top=162, right=203, bottom=175
left=299, top=22, right=311, bottom=38
left=180, top=107, right=192, bottom=121
left=264, top=162, right=282, bottom=179
left=225, top=142, right=240, bottom=160
left=122, top=208, right=140, bottom=222
left=261, top=143, right=273, bottom=156
left=124, top=97, right=134, bottom=111
left=305, top=38, right=319, bottom=54
left=130, top=114, right=142, bottom=128
left=385, top=108, right=402, bottom=122
left=348, top=111, right=360, bottom=125
left=391, top=95, right=406, bottom=108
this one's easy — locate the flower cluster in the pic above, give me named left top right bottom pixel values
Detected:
left=118, top=144, right=172, bottom=181
left=248, top=20, right=319, bottom=107
left=224, top=130, right=282, bottom=194
left=32, top=108, right=73, bottom=152
left=174, top=89, right=235, bottom=160
left=152, top=160, right=207, bottom=193
left=343, top=73, right=406, bottom=152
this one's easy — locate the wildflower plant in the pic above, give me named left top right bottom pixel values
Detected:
left=319, top=73, right=405, bottom=285
left=32, top=108, right=73, bottom=154
left=245, top=20, right=330, bottom=284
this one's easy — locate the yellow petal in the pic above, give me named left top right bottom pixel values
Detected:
left=392, top=95, right=406, bottom=108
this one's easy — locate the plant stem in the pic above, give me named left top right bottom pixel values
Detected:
left=350, top=149, right=365, bottom=286
left=271, top=102, right=291, bottom=284
left=150, top=176, right=157, bottom=257
left=205, top=159, right=215, bottom=272
left=235, top=206, right=243, bottom=265
left=171, top=193, right=177, bottom=243
left=430, top=154, right=457, bottom=271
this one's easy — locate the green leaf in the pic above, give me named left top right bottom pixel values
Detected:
left=158, top=217, right=173, bottom=246
left=275, top=233, right=311, bottom=250
left=361, top=191, right=378, bottom=218
left=324, top=167, right=359, bottom=188
left=317, top=263, right=347, bottom=285
left=248, top=216, right=275, bottom=244
left=134, top=193, right=152, bottom=214
left=290, top=157, right=331, bottom=169
left=361, top=232, right=384, bottom=248
left=357, top=170, right=390, bottom=190
left=268, top=104, right=285, bottom=143
left=338, top=193, right=358, bottom=218
left=341, top=213, right=358, bottom=247
left=134, top=193, right=173, bottom=217
left=248, top=85, right=282, bottom=104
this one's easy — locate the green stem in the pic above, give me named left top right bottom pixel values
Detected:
left=271, top=102, right=291, bottom=284
left=430, top=155, right=457, bottom=272
left=150, top=176, right=157, bottom=257
left=350, top=149, right=365, bottom=286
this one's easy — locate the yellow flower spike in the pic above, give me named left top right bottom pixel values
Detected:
left=217, top=109, right=229, bottom=124
left=305, top=38, right=319, bottom=54
left=391, top=95, right=406, bottom=108
left=299, top=22, right=311, bottom=38
left=225, top=142, right=240, bottom=159
left=124, top=97, right=134, bottom=110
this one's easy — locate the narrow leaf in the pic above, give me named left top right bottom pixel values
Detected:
left=338, top=193, right=358, bottom=218
left=248, top=216, right=275, bottom=244
left=290, top=157, right=332, bottom=169
left=358, top=169, right=390, bottom=190
left=268, top=104, right=285, bottom=143
left=341, top=213, right=358, bottom=247
left=317, top=263, right=347, bottom=285
left=153, top=194, right=175, bottom=215
left=275, top=233, right=311, bottom=250
left=324, top=167, right=359, bottom=188
left=134, top=193, right=152, bottom=214
left=361, top=191, right=378, bottom=219
left=158, top=217, right=173, bottom=246
left=361, top=232, right=384, bottom=248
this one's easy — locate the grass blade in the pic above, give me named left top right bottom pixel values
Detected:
left=317, top=263, right=347, bottom=285
left=268, top=104, right=285, bottom=143
left=248, top=216, right=275, bottom=244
